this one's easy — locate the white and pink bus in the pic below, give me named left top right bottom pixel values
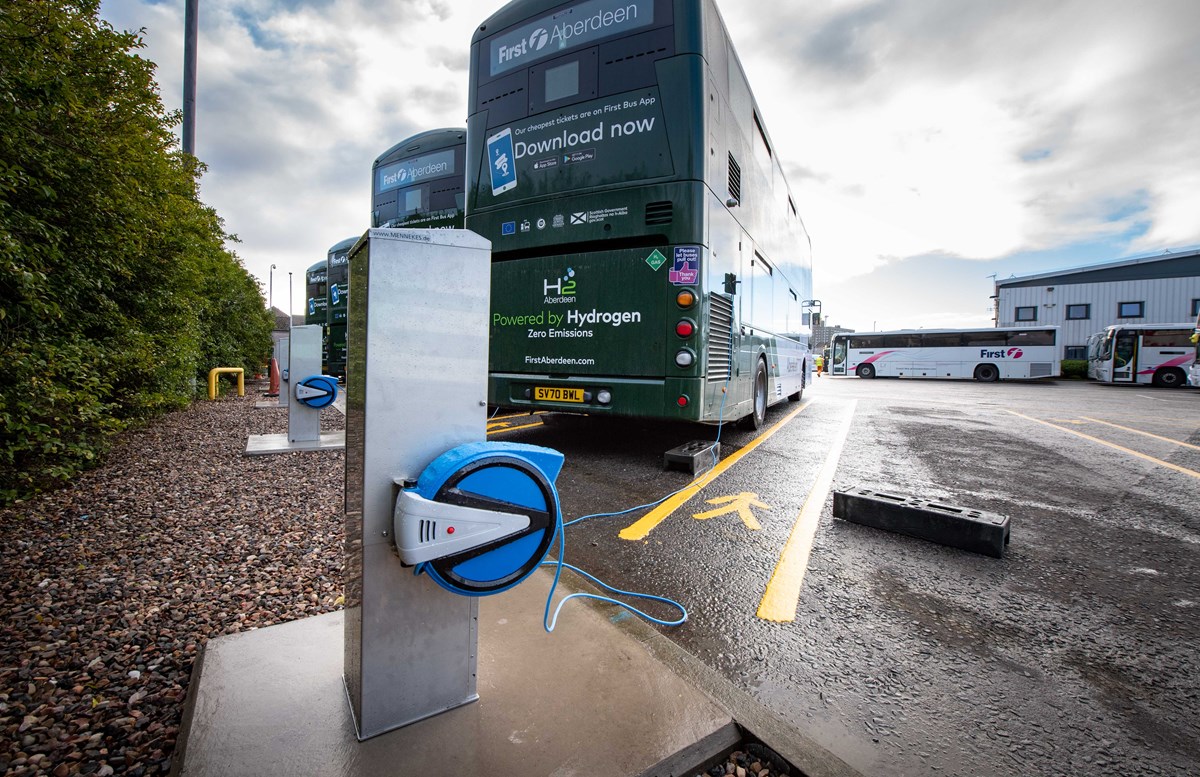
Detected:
left=1087, top=323, right=1196, bottom=388
left=828, top=327, right=1059, bottom=382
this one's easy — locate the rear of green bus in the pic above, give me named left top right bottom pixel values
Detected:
left=305, top=260, right=329, bottom=372
left=467, top=0, right=810, bottom=422
left=325, top=237, right=356, bottom=379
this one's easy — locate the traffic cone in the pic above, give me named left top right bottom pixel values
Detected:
left=266, top=358, right=280, bottom=397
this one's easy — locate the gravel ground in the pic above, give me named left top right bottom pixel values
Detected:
left=0, top=387, right=345, bottom=776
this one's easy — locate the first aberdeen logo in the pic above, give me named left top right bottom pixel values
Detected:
left=497, top=2, right=647, bottom=67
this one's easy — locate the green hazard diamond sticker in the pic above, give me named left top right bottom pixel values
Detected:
left=645, top=249, right=668, bottom=271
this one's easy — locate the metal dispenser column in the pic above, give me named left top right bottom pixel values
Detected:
left=343, top=229, right=492, bottom=739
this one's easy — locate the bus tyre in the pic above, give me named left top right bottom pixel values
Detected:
left=974, top=364, right=999, bottom=382
left=742, top=359, right=768, bottom=430
left=1153, top=368, right=1186, bottom=388
left=856, top=364, right=876, bottom=379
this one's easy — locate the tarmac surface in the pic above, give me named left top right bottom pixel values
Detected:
left=487, top=377, right=1200, bottom=776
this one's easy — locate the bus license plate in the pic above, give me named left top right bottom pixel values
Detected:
left=535, top=387, right=585, bottom=403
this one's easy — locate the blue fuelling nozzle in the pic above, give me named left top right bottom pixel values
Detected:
left=294, top=374, right=339, bottom=409
left=394, top=441, right=563, bottom=596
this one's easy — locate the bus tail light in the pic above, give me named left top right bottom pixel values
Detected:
left=597, top=390, right=612, bottom=405
left=676, top=289, right=696, bottom=308
left=675, top=319, right=696, bottom=338
left=674, top=348, right=696, bottom=368
left=677, top=395, right=689, bottom=407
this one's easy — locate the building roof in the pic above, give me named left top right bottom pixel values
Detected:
left=995, top=247, right=1200, bottom=289
left=269, top=306, right=291, bottom=331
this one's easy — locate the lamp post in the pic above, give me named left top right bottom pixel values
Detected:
left=182, top=0, right=198, bottom=156
left=269, top=264, right=276, bottom=311
left=288, top=272, right=293, bottom=330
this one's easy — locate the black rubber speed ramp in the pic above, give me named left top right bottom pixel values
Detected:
left=833, top=486, right=1010, bottom=558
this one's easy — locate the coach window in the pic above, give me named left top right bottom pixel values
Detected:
left=1191, top=298, right=1200, bottom=317
left=1117, top=301, right=1144, bottom=319
left=1015, top=306, right=1037, bottom=322
left=1066, top=304, right=1090, bottom=320
left=920, top=332, right=965, bottom=348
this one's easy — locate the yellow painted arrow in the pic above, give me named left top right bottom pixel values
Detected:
left=692, top=492, right=770, bottom=530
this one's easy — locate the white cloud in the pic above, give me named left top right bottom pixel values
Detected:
left=726, top=0, right=1200, bottom=271
left=98, top=0, right=1200, bottom=329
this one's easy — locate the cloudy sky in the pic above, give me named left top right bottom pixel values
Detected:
left=97, top=0, right=1200, bottom=333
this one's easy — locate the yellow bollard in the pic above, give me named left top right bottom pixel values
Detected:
left=207, top=368, right=245, bottom=400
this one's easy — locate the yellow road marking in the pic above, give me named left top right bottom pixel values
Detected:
left=487, top=420, right=543, bottom=435
left=692, top=492, right=770, bottom=530
left=618, top=401, right=813, bottom=540
left=1079, top=416, right=1200, bottom=451
left=757, top=400, right=857, bottom=623
left=1004, top=410, right=1200, bottom=480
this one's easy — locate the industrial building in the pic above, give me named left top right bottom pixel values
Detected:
left=993, top=248, right=1200, bottom=360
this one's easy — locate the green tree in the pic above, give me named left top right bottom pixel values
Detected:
left=0, top=0, right=272, bottom=502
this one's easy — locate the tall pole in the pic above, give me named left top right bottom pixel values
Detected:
left=183, top=0, right=199, bottom=155
left=288, top=272, right=294, bottom=330
left=269, top=264, right=276, bottom=310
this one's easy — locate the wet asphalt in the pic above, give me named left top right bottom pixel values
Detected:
left=489, top=377, right=1200, bottom=777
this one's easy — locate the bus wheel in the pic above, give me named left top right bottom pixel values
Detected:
left=856, top=364, right=876, bottom=379
left=742, top=359, right=768, bottom=429
left=974, top=364, right=999, bottom=382
left=1153, top=367, right=1186, bottom=388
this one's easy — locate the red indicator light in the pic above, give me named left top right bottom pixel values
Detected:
left=677, top=395, right=689, bottom=407
left=675, top=320, right=695, bottom=337
left=447, top=526, right=455, bottom=534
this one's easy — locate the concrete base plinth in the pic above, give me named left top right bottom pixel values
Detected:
left=171, top=570, right=736, bottom=777
left=243, top=431, right=345, bottom=456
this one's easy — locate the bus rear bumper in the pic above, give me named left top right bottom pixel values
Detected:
left=489, top=373, right=729, bottom=423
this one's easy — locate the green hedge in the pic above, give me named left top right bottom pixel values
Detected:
left=1060, top=360, right=1088, bottom=379
left=0, top=0, right=272, bottom=502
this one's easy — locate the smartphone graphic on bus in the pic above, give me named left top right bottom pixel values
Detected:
left=487, top=127, right=518, bottom=196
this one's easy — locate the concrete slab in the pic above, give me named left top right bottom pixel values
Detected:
left=243, top=430, right=346, bottom=456
left=171, top=569, right=735, bottom=777
left=254, top=399, right=285, bottom=409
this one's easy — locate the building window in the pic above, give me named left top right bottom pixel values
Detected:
left=1063, top=345, right=1087, bottom=360
left=1015, top=306, right=1037, bottom=322
left=1065, top=304, right=1090, bottom=320
left=1117, top=301, right=1144, bottom=318
left=1192, top=298, right=1200, bottom=317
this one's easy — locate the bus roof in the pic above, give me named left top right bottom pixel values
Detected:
left=305, top=261, right=326, bottom=273
left=327, top=236, right=358, bottom=254
left=834, top=326, right=1059, bottom=338
left=1099, top=323, right=1197, bottom=332
left=373, top=128, right=465, bottom=168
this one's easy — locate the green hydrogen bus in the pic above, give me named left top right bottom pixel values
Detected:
left=325, top=236, right=357, bottom=378
left=466, top=0, right=813, bottom=427
left=372, top=128, right=466, bottom=229
left=304, top=260, right=329, bottom=371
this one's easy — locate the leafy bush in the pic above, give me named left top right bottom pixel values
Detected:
left=1060, top=360, right=1088, bottom=379
left=0, top=0, right=272, bottom=502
